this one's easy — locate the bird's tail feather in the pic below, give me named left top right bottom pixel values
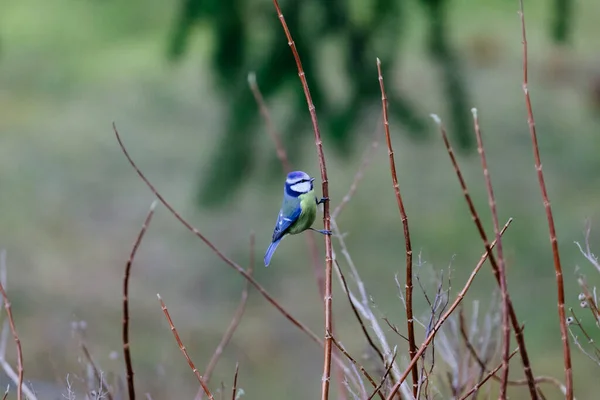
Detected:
left=264, top=238, right=282, bottom=267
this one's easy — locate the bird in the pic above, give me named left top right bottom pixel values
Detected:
left=264, top=170, right=331, bottom=266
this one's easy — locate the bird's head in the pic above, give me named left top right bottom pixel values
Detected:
left=285, top=170, right=315, bottom=196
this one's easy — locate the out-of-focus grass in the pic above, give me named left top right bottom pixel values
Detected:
left=1, top=0, right=600, bottom=398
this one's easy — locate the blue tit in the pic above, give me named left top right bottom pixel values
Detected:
left=264, top=170, right=331, bottom=266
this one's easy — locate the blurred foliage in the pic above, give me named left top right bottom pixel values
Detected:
left=551, top=0, right=574, bottom=44
left=168, top=0, right=476, bottom=207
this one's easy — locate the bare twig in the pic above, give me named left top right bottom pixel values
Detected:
left=196, top=233, right=255, bottom=400
left=0, top=256, right=23, bottom=400
left=329, top=334, right=385, bottom=400
left=331, top=126, right=380, bottom=220
left=270, top=2, right=334, bottom=399
left=376, top=58, right=418, bottom=397
left=74, top=325, right=114, bottom=400
left=518, top=1, right=572, bottom=397
left=459, top=349, right=519, bottom=400
left=123, top=200, right=157, bottom=400
left=431, top=114, right=538, bottom=399
left=386, top=218, right=513, bottom=400
left=367, top=347, right=398, bottom=400
left=1, top=385, right=7, bottom=400
left=157, top=294, right=214, bottom=400
left=231, top=362, right=239, bottom=400
left=333, top=260, right=385, bottom=364
left=471, top=108, right=510, bottom=397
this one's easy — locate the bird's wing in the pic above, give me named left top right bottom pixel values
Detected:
left=271, top=199, right=302, bottom=242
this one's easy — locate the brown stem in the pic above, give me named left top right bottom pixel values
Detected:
left=458, top=349, right=519, bottom=400
left=367, top=348, right=398, bottom=400
left=518, top=1, right=572, bottom=398
left=329, top=334, right=385, bottom=400
left=376, top=58, right=418, bottom=397
left=271, top=2, right=334, bottom=399
left=195, top=233, right=255, bottom=400
left=231, top=362, right=239, bottom=400
left=471, top=108, right=510, bottom=398
left=0, top=282, right=22, bottom=400
left=157, top=294, right=214, bottom=400
left=431, top=114, right=538, bottom=399
left=123, top=200, right=157, bottom=400
left=386, top=219, right=513, bottom=399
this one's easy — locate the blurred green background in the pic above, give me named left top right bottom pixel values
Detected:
left=1, top=0, right=600, bottom=398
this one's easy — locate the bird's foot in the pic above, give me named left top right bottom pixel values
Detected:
left=311, top=228, right=332, bottom=236
left=316, top=197, right=329, bottom=205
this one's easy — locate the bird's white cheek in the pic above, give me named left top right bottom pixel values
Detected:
left=290, top=182, right=311, bottom=193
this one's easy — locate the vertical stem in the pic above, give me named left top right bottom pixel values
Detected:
left=376, top=58, right=418, bottom=396
left=518, top=1, right=572, bottom=398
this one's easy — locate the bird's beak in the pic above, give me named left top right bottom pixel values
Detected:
left=310, top=177, right=315, bottom=183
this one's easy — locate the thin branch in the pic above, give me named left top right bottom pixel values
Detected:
left=367, top=347, right=397, bottom=400
left=331, top=125, right=381, bottom=220
left=0, top=260, right=23, bottom=400
left=271, top=2, right=334, bottom=399
left=248, top=72, right=292, bottom=172
left=376, top=58, right=418, bottom=397
left=458, top=349, right=518, bottom=400
left=431, top=114, right=538, bottom=399
left=231, top=362, right=239, bottom=400
left=123, top=200, right=157, bottom=400
left=329, top=334, right=385, bottom=400
left=333, top=260, right=385, bottom=364
left=112, top=124, right=323, bottom=346
left=471, top=108, right=510, bottom=397
left=196, top=233, right=255, bottom=400
left=518, top=1, right=572, bottom=398
left=0, top=254, right=35, bottom=400
left=75, top=329, right=114, bottom=400
left=385, top=218, right=513, bottom=400
left=157, top=294, right=214, bottom=400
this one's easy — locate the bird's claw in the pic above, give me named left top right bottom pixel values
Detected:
left=317, top=197, right=329, bottom=205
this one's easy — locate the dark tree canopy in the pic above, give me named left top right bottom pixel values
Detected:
left=167, top=0, right=573, bottom=208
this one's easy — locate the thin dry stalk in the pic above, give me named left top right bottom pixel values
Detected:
left=518, top=1, right=572, bottom=397
left=248, top=72, right=325, bottom=296
left=459, top=349, right=519, bottom=400
left=367, top=348, right=398, bottom=400
left=331, top=125, right=380, bottom=220
left=157, top=294, right=214, bottom=400
left=376, top=58, right=418, bottom=397
left=113, top=124, right=322, bottom=345
left=1, top=385, right=7, bottom=400
left=0, top=279, right=23, bottom=400
left=431, top=114, right=538, bottom=399
left=471, top=108, right=510, bottom=397
left=231, top=362, right=239, bottom=400
left=459, top=316, right=570, bottom=398
left=385, top=219, right=513, bottom=400
left=123, top=200, right=157, bottom=400
left=333, top=260, right=385, bottom=364
left=271, top=2, right=334, bottom=399
left=329, top=334, right=385, bottom=400
left=77, top=335, right=114, bottom=400
left=196, top=233, right=255, bottom=400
